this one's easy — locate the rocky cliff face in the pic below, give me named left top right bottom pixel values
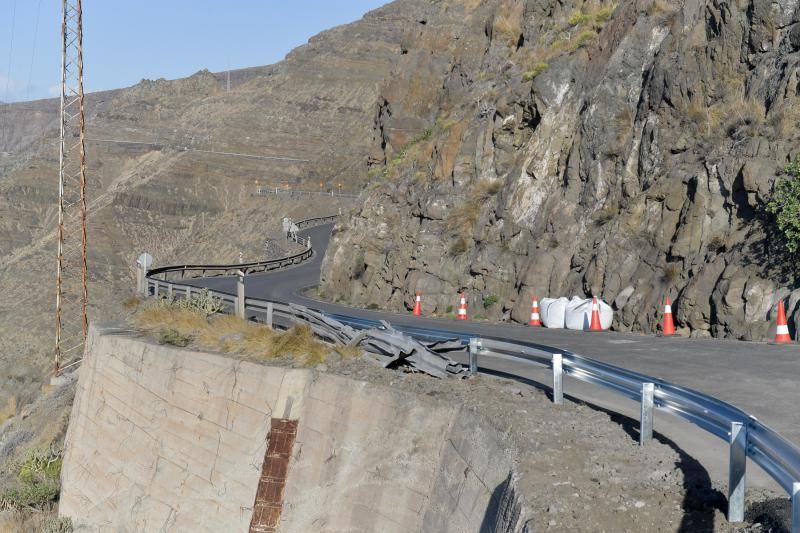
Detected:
left=322, top=0, right=800, bottom=340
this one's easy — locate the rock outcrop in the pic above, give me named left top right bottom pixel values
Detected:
left=322, top=0, right=800, bottom=339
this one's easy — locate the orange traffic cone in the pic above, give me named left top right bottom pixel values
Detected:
left=588, top=296, right=603, bottom=332
left=529, top=296, right=542, bottom=326
left=661, top=296, right=676, bottom=337
left=774, top=300, right=792, bottom=344
left=457, top=293, right=468, bottom=321
left=413, top=292, right=422, bottom=316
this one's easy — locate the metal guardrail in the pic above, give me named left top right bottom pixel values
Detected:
left=144, top=216, right=341, bottom=281
left=142, top=215, right=800, bottom=531
left=471, top=338, right=800, bottom=528
left=256, top=186, right=358, bottom=199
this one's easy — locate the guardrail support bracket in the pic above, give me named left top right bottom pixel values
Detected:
left=552, top=353, right=563, bottom=405
left=728, top=421, right=747, bottom=523
left=639, top=383, right=654, bottom=445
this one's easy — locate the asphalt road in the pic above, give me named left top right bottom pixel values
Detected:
left=188, top=223, right=800, bottom=488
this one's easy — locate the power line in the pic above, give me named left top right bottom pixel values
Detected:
left=4, top=0, right=18, bottom=102
left=25, top=0, right=43, bottom=101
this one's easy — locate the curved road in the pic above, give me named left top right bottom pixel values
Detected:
left=188, top=223, right=800, bottom=488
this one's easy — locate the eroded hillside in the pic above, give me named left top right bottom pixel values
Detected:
left=0, top=2, right=430, bottom=417
left=321, top=0, right=800, bottom=340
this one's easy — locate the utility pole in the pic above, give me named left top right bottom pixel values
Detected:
left=55, top=0, right=88, bottom=376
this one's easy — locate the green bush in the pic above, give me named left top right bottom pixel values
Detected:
left=158, top=328, right=192, bottom=347
left=523, top=62, right=549, bottom=81
left=177, top=288, right=223, bottom=316
left=153, top=288, right=223, bottom=317
left=43, top=517, right=74, bottom=533
left=767, top=158, right=800, bottom=253
left=0, top=448, right=63, bottom=512
left=482, top=295, right=499, bottom=309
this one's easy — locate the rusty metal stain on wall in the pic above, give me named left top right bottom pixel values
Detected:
left=249, top=419, right=298, bottom=533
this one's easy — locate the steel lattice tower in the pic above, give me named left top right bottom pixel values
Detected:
left=55, top=0, right=87, bottom=375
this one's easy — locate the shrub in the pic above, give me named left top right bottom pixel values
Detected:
left=766, top=158, right=800, bottom=253
left=0, top=448, right=63, bottom=512
left=175, top=288, right=224, bottom=316
left=662, top=263, right=682, bottom=284
left=483, top=295, right=499, bottom=309
left=159, top=328, right=192, bottom=347
left=449, top=236, right=469, bottom=256
left=568, top=11, right=592, bottom=26
left=523, top=62, right=549, bottom=81
left=574, top=30, right=597, bottom=48
left=42, top=517, right=74, bottom=533
left=707, top=234, right=726, bottom=253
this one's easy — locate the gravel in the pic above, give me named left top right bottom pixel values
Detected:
left=316, top=354, right=792, bottom=532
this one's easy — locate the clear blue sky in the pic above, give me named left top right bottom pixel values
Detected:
left=0, top=1, right=388, bottom=102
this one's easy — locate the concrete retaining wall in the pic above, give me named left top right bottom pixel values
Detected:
left=60, top=325, right=527, bottom=532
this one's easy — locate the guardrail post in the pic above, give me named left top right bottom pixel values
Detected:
left=728, top=421, right=747, bottom=523
left=167, top=283, right=173, bottom=299
left=792, top=482, right=800, bottom=533
left=552, top=353, right=563, bottom=405
left=468, top=338, right=479, bottom=376
left=266, top=302, right=274, bottom=329
left=186, top=286, right=192, bottom=299
left=136, top=263, right=145, bottom=295
left=640, top=383, right=654, bottom=445
left=236, top=270, right=246, bottom=319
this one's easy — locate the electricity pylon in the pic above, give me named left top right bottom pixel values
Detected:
left=55, top=0, right=87, bottom=375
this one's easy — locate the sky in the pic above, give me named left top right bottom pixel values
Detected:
left=0, top=0, right=388, bottom=103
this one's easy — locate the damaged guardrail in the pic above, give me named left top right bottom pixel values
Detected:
left=143, top=279, right=465, bottom=378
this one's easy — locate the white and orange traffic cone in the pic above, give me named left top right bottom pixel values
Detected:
left=529, top=296, right=542, bottom=326
left=457, top=293, right=468, bottom=321
left=413, top=292, right=422, bottom=316
left=774, top=300, right=792, bottom=344
left=588, top=296, right=603, bottom=332
left=661, top=296, right=676, bottom=337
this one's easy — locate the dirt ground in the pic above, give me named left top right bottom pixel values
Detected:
left=314, top=352, right=792, bottom=532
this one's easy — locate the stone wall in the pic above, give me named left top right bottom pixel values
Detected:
left=60, top=325, right=528, bottom=532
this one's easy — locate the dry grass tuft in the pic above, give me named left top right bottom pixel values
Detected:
left=493, top=0, right=525, bottom=47
left=133, top=304, right=340, bottom=367
left=134, top=306, right=207, bottom=336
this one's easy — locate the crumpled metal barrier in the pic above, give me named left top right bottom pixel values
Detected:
left=286, top=304, right=464, bottom=378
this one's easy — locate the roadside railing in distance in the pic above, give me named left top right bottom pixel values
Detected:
left=256, top=185, right=358, bottom=199
left=145, top=214, right=339, bottom=281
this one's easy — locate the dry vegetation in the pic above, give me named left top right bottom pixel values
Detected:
left=133, top=300, right=359, bottom=366
left=517, top=2, right=616, bottom=80
left=493, top=0, right=525, bottom=47
left=445, top=179, right=503, bottom=248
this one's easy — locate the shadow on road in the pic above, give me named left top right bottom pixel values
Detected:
left=478, top=368, right=790, bottom=532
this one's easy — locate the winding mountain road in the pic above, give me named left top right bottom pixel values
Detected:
left=187, top=223, right=800, bottom=488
